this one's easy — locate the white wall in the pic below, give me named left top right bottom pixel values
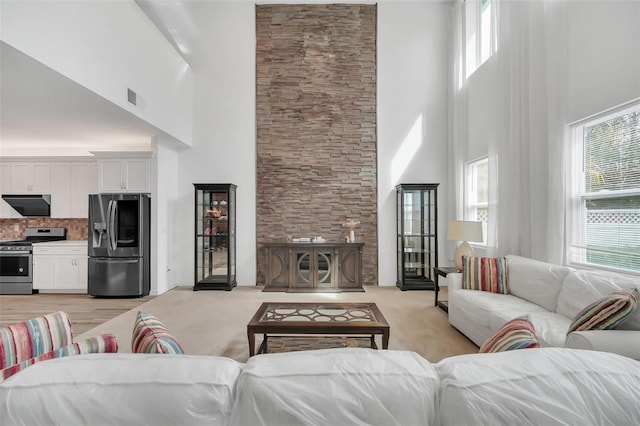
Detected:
left=150, top=139, right=180, bottom=295
left=0, top=0, right=194, bottom=146
left=173, top=2, right=257, bottom=286
left=567, top=1, right=640, bottom=122
left=377, top=2, right=452, bottom=285
left=464, top=1, right=640, bottom=158
left=170, top=2, right=452, bottom=287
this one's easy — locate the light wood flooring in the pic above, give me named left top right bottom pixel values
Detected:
left=0, top=293, right=154, bottom=334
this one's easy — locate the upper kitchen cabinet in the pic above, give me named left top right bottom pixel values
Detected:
left=2, top=160, right=52, bottom=219
left=1, top=158, right=98, bottom=219
left=50, top=162, right=98, bottom=218
left=0, top=163, right=19, bottom=218
left=95, top=153, right=151, bottom=193
left=10, top=162, right=51, bottom=193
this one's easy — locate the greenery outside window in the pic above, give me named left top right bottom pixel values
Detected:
left=569, top=102, right=640, bottom=273
left=466, top=157, right=488, bottom=246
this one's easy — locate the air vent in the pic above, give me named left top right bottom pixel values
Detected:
left=127, top=88, right=137, bottom=106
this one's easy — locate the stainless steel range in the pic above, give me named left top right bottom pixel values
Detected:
left=0, top=227, right=67, bottom=295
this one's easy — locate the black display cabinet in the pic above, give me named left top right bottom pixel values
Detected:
left=396, top=183, right=439, bottom=290
left=194, top=183, right=237, bottom=290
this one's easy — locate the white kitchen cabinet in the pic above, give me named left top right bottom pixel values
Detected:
left=98, top=158, right=149, bottom=193
left=71, top=162, right=97, bottom=216
left=1, top=163, right=10, bottom=192
left=33, top=242, right=88, bottom=293
left=10, top=162, right=51, bottom=193
left=33, top=254, right=54, bottom=290
left=50, top=163, right=70, bottom=218
left=52, top=255, right=87, bottom=291
left=0, top=162, right=19, bottom=218
left=51, top=162, right=97, bottom=218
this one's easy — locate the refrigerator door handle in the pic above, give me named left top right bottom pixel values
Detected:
left=105, top=200, right=112, bottom=251
left=108, top=200, right=117, bottom=252
left=113, top=201, right=119, bottom=250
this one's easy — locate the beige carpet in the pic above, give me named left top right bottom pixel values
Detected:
left=77, top=286, right=478, bottom=363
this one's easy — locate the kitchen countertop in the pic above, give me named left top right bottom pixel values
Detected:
left=32, top=240, right=88, bottom=247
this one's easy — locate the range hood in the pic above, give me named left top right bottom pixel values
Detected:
left=1, top=194, right=51, bottom=217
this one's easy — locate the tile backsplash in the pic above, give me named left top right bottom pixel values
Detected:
left=0, top=218, right=88, bottom=240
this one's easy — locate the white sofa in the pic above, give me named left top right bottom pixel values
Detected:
left=1, top=347, right=639, bottom=425
left=448, top=255, right=640, bottom=358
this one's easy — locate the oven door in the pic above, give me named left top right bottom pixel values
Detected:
left=0, top=251, right=33, bottom=283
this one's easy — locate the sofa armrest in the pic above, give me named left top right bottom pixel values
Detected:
left=0, top=311, right=73, bottom=370
left=446, top=272, right=463, bottom=291
left=565, top=330, right=640, bottom=360
left=1, top=334, right=118, bottom=382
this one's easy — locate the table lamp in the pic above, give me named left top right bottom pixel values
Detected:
left=447, top=220, right=483, bottom=269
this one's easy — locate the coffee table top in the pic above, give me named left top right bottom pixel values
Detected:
left=248, top=302, right=389, bottom=332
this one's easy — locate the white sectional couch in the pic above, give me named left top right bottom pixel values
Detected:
left=1, top=347, right=639, bottom=425
left=448, top=255, right=640, bottom=358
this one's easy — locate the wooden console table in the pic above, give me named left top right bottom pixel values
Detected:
left=264, top=242, right=364, bottom=292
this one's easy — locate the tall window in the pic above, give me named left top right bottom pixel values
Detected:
left=465, top=0, right=495, bottom=79
left=569, top=102, right=640, bottom=273
left=466, top=157, right=488, bottom=245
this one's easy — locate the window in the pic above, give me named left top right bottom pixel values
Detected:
left=465, top=0, right=495, bottom=79
left=569, top=102, right=640, bottom=273
left=466, top=157, right=488, bottom=245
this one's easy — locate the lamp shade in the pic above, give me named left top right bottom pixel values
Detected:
left=446, top=221, right=483, bottom=243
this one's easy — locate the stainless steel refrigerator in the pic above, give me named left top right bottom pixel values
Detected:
left=88, top=193, right=150, bottom=297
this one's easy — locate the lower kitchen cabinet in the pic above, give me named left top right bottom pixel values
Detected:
left=33, top=243, right=88, bottom=293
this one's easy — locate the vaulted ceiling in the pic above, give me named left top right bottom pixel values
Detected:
left=1, top=0, right=429, bottom=155
left=0, top=42, right=158, bottom=155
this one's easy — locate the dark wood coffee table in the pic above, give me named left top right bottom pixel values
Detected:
left=247, top=302, right=390, bottom=356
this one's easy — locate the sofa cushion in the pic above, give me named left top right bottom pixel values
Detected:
left=462, top=256, right=509, bottom=294
left=526, top=312, right=572, bottom=347
left=479, top=315, right=540, bottom=353
left=567, top=288, right=639, bottom=334
left=435, top=348, right=640, bottom=426
left=455, top=289, right=547, bottom=329
left=506, top=255, right=572, bottom=312
left=132, top=311, right=185, bottom=354
left=0, top=311, right=72, bottom=369
left=0, top=353, right=243, bottom=426
left=229, top=348, right=440, bottom=426
left=556, top=270, right=640, bottom=330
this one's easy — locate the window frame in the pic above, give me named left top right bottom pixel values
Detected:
left=568, top=101, right=640, bottom=275
left=465, top=156, right=488, bottom=247
left=464, top=0, right=496, bottom=80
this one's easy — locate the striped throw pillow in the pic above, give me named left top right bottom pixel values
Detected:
left=132, top=311, right=185, bottom=354
left=479, top=315, right=540, bottom=353
left=567, top=288, right=639, bottom=335
left=462, top=256, right=509, bottom=294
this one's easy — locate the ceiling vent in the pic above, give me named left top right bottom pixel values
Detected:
left=127, top=88, right=137, bottom=106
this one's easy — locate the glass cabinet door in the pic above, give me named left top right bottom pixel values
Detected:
left=396, top=183, right=439, bottom=290
left=194, top=183, right=237, bottom=290
left=315, top=249, right=334, bottom=289
left=291, top=247, right=335, bottom=289
left=294, top=250, right=313, bottom=288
